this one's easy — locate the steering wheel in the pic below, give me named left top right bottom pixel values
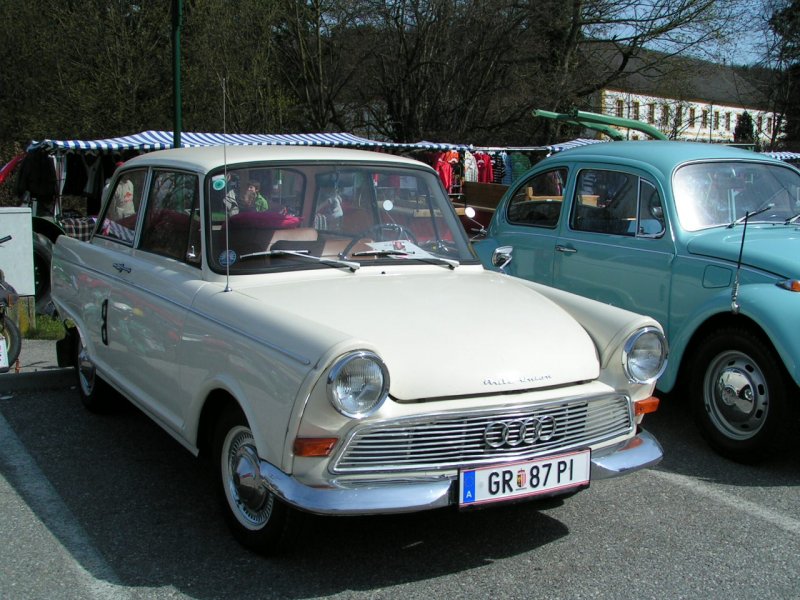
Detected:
left=341, top=223, right=418, bottom=256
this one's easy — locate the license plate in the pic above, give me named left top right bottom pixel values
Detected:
left=459, top=449, right=591, bottom=506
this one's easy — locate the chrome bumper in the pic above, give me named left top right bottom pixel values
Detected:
left=260, top=429, right=663, bottom=516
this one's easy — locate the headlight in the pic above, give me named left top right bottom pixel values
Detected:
left=623, top=327, right=668, bottom=384
left=327, top=351, right=390, bottom=418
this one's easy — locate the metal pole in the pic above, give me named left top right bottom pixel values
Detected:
left=172, top=0, right=183, bottom=148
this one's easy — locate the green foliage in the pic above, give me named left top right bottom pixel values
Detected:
left=734, top=111, right=755, bottom=144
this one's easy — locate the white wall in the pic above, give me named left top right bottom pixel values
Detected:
left=600, top=89, right=777, bottom=145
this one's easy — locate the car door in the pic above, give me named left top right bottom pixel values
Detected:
left=75, top=168, right=149, bottom=382
left=107, top=168, right=204, bottom=435
left=488, top=167, right=569, bottom=285
left=551, top=165, right=675, bottom=326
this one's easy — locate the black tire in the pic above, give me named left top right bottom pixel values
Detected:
left=1, top=316, right=21, bottom=371
left=689, top=327, right=796, bottom=463
left=74, top=331, right=115, bottom=413
left=33, top=233, right=54, bottom=315
left=213, top=407, right=295, bottom=554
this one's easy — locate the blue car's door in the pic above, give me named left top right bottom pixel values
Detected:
left=487, top=167, right=569, bottom=285
left=551, top=165, right=675, bottom=326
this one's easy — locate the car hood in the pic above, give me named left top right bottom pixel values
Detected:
left=235, top=269, right=600, bottom=400
left=686, top=226, right=800, bottom=278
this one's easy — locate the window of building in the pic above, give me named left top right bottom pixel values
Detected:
left=713, top=111, right=720, bottom=130
left=648, top=103, right=656, bottom=124
left=725, top=113, right=731, bottom=131
left=689, top=107, right=696, bottom=126
left=675, top=106, right=682, bottom=127
left=757, top=116, right=763, bottom=132
left=615, top=99, right=624, bottom=118
left=633, top=102, right=640, bottom=121
left=767, top=117, right=773, bottom=134
left=701, top=110, right=708, bottom=129
left=660, top=105, right=670, bottom=128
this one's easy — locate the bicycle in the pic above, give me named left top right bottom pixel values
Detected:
left=0, top=234, right=21, bottom=373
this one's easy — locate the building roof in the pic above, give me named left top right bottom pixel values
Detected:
left=593, top=46, right=773, bottom=110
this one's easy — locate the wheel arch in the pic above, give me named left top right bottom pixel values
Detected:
left=673, top=312, right=787, bottom=395
left=196, top=389, right=243, bottom=459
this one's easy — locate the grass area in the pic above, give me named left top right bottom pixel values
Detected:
left=23, top=314, right=66, bottom=340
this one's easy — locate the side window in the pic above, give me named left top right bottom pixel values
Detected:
left=506, top=168, right=567, bottom=228
left=98, top=169, right=147, bottom=244
left=571, top=169, right=638, bottom=236
left=139, top=170, right=200, bottom=263
left=638, top=180, right=665, bottom=236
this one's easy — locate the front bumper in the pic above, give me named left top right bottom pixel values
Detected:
left=259, top=429, right=663, bottom=516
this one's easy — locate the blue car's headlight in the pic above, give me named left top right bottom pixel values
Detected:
left=327, top=351, right=390, bottom=418
left=623, top=327, right=668, bottom=384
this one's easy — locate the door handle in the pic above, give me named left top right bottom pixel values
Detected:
left=555, top=245, right=577, bottom=254
left=113, top=263, right=131, bottom=273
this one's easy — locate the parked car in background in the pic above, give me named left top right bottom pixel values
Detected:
left=475, top=141, right=800, bottom=463
left=51, top=145, right=667, bottom=554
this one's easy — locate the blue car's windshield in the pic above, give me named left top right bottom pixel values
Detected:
left=673, top=161, right=800, bottom=231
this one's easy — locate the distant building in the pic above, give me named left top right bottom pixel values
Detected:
left=589, top=49, right=778, bottom=145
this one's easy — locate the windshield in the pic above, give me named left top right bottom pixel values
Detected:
left=206, top=162, right=475, bottom=273
left=673, top=161, right=800, bottom=231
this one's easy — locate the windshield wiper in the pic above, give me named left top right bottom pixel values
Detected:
left=785, top=212, right=800, bottom=225
left=239, top=249, right=360, bottom=272
left=727, top=203, right=774, bottom=228
left=352, top=249, right=459, bottom=269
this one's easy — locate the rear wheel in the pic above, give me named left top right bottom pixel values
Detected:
left=1, top=316, right=21, bottom=370
left=690, top=327, right=796, bottom=463
left=33, top=233, right=54, bottom=315
left=214, top=408, right=295, bottom=554
left=74, top=332, right=115, bottom=413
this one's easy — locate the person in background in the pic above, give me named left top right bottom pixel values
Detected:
left=247, top=180, right=269, bottom=211
left=111, top=164, right=135, bottom=219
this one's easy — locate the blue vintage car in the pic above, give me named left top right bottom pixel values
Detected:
left=475, top=141, right=800, bottom=463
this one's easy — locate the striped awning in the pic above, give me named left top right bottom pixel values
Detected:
left=27, top=131, right=470, bottom=153
left=763, top=151, right=800, bottom=162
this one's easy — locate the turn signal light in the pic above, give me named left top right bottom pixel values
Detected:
left=634, top=396, right=660, bottom=416
left=777, top=279, right=800, bottom=292
left=293, top=437, right=338, bottom=457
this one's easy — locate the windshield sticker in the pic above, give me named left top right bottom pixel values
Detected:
left=219, top=249, right=237, bottom=267
left=212, top=175, right=226, bottom=191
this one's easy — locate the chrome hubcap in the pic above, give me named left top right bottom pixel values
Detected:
left=704, top=351, right=768, bottom=440
left=222, top=426, right=273, bottom=530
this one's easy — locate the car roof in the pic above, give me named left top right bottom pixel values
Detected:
left=547, top=140, right=785, bottom=176
left=121, top=144, right=428, bottom=172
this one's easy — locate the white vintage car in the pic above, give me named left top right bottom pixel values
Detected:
left=51, top=145, right=667, bottom=554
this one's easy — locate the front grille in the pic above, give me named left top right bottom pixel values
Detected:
left=331, top=394, right=632, bottom=473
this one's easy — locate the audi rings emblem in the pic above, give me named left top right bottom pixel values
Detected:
left=483, top=416, right=556, bottom=448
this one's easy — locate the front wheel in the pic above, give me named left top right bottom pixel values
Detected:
left=214, top=408, right=295, bottom=554
left=689, top=327, right=796, bottom=463
left=1, top=316, right=21, bottom=371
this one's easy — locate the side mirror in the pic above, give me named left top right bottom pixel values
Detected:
left=491, top=245, right=513, bottom=271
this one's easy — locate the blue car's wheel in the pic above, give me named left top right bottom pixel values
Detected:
left=690, top=327, right=794, bottom=463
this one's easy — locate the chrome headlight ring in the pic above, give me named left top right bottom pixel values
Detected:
left=327, top=351, right=390, bottom=419
left=622, top=326, right=668, bottom=385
